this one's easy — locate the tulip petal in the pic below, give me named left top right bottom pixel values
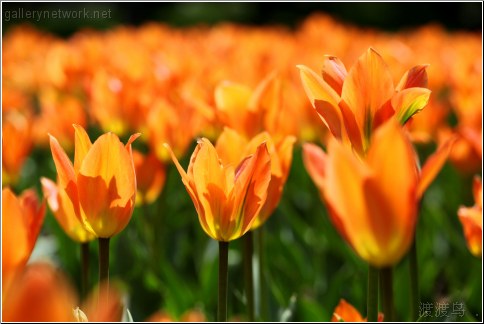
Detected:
left=366, top=120, right=418, bottom=266
left=417, top=136, right=455, bottom=199
left=458, top=206, right=482, bottom=257
left=340, top=48, right=394, bottom=137
left=396, top=64, right=429, bottom=91
left=302, top=143, right=327, bottom=190
left=19, top=189, right=46, bottom=255
left=73, top=124, right=92, bottom=174
left=297, top=64, right=343, bottom=140
left=2, top=188, right=29, bottom=299
left=339, top=100, right=364, bottom=154
left=392, top=87, right=431, bottom=124
left=228, top=142, right=271, bottom=240
left=49, top=134, right=76, bottom=188
left=322, top=55, right=347, bottom=95
left=324, top=138, right=371, bottom=257
left=215, top=127, right=249, bottom=168
left=164, top=143, right=207, bottom=234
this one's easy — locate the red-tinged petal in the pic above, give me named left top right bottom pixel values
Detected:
left=77, top=133, right=136, bottom=237
left=417, top=136, right=456, bottom=199
left=302, top=143, right=327, bottom=190
left=366, top=120, right=418, bottom=266
left=297, top=65, right=343, bottom=140
left=396, top=64, right=429, bottom=91
left=340, top=48, right=394, bottom=137
left=253, top=135, right=296, bottom=229
left=19, top=189, right=46, bottom=256
left=73, top=124, right=92, bottom=175
left=373, top=101, right=395, bottom=131
left=227, top=142, right=271, bottom=241
left=392, top=87, right=431, bottom=124
left=331, top=299, right=365, bottom=322
left=2, top=188, right=29, bottom=299
left=458, top=206, right=482, bottom=257
left=314, top=99, right=345, bottom=140
left=339, top=100, right=364, bottom=154
left=322, top=55, right=347, bottom=95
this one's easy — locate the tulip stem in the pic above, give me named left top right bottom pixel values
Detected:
left=257, top=228, right=269, bottom=321
left=409, top=240, right=419, bottom=321
left=81, top=242, right=90, bottom=299
left=98, top=238, right=110, bottom=287
left=218, top=241, right=229, bottom=322
left=367, top=265, right=379, bottom=322
left=243, top=231, right=254, bottom=321
left=380, top=267, right=394, bottom=322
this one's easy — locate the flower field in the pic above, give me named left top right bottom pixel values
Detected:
left=1, top=3, right=482, bottom=322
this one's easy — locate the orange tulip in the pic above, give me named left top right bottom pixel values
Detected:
left=165, top=138, right=271, bottom=241
left=2, top=262, right=77, bottom=322
left=2, top=188, right=45, bottom=300
left=2, top=111, right=33, bottom=185
left=132, top=150, right=166, bottom=205
left=331, top=299, right=383, bottom=322
left=298, top=48, right=430, bottom=154
left=303, top=120, right=418, bottom=267
left=49, top=124, right=139, bottom=238
left=458, top=176, right=482, bottom=257
left=41, top=177, right=95, bottom=243
left=215, top=128, right=295, bottom=229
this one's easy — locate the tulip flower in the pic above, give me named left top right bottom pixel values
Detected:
left=298, top=48, right=431, bottom=155
left=165, top=137, right=271, bottom=242
left=2, top=262, right=77, bottom=322
left=49, top=124, right=139, bottom=289
left=303, top=119, right=418, bottom=267
left=2, top=188, right=45, bottom=300
left=458, top=176, right=482, bottom=257
left=49, top=124, right=139, bottom=238
left=331, top=299, right=383, bottom=322
left=166, top=137, right=271, bottom=321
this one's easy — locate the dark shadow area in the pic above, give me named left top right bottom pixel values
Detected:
left=2, top=2, right=482, bottom=37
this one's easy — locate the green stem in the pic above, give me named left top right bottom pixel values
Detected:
left=98, top=238, right=110, bottom=286
left=218, top=241, right=229, bottom=322
left=409, top=240, right=419, bottom=321
left=380, top=267, right=394, bottom=322
left=81, top=242, right=90, bottom=299
left=367, top=265, right=379, bottom=322
left=243, top=231, right=254, bottom=321
left=257, top=228, right=268, bottom=321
